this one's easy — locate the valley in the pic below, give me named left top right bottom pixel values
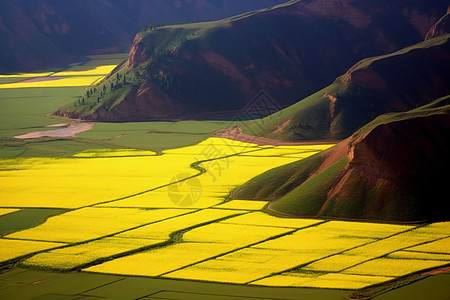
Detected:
left=1, top=1, right=450, bottom=299
left=0, top=54, right=449, bottom=299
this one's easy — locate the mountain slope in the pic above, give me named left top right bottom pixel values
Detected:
left=244, top=34, right=450, bottom=140
left=0, top=0, right=285, bottom=73
left=231, top=95, right=450, bottom=223
left=55, top=0, right=449, bottom=121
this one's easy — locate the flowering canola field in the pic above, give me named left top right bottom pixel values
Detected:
left=0, top=58, right=121, bottom=89
left=1, top=138, right=449, bottom=290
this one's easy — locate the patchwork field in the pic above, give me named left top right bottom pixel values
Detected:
left=1, top=140, right=450, bottom=292
left=1, top=56, right=449, bottom=299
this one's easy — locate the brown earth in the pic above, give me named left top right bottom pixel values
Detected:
left=89, top=82, right=185, bottom=121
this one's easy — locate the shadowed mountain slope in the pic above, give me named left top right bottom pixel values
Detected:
left=54, top=0, right=448, bottom=121
left=0, top=0, right=285, bottom=73
left=244, top=34, right=450, bottom=140
left=231, top=95, right=450, bottom=223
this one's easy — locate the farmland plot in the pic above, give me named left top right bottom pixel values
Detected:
left=1, top=58, right=449, bottom=292
left=1, top=137, right=450, bottom=290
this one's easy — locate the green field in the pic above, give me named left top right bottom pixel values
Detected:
left=0, top=55, right=232, bottom=157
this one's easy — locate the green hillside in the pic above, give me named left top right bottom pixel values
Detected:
left=55, top=0, right=448, bottom=121
left=231, top=95, right=450, bottom=222
left=244, top=34, right=450, bottom=140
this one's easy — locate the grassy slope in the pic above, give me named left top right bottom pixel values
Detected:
left=1, top=96, right=231, bottom=157
left=244, top=34, right=450, bottom=141
left=231, top=95, right=450, bottom=222
left=0, top=57, right=233, bottom=157
left=57, top=1, right=300, bottom=119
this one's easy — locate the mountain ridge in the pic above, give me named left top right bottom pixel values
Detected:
left=231, top=95, right=450, bottom=223
left=54, top=0, right=449, bottom=121
left=244, top=33, right=450, bottom=140
left=0, top=0, right=286, bottom=73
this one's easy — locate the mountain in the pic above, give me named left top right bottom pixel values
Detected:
left=244, top=34, right=450, bottom=140
left=54, top=0, right=449, bottom=121
left=231, top=95, right=450, bottom=223
left=0, top=0, right=285, bottom=73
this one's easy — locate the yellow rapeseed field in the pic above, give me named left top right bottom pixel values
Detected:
left=0, top=76, right=105, bottom=89
left=343, top=257, right=449, bottom=277
left=407, top=237, right=450, bottom=254
left=6, top=208, right=191, bottom=243
left=303, top=254, right=372, bottom=273
left=22, top=237, right=165, bottom=270
left=0, top=239, right=65, bottom=262
left=388, top=251, right=450, bottom=261
left=0, top=155, right=195, bottom=208
left=0, top=72, right=54, bottom=78
left=2, top=134, right=450, bottom=290
left=0, top=59, right=119, bottom=88
left=410, top=222, right=450, bottom=235
left=117, top=208, right=246, bottom=240
left=221, top=211, right=322, bottom=228
left=313, top=220, right=412, bottom=239
left=84, top=242, right=238, bottom=277
left=182, top=222, right=290, bottom=245
left=51, top=65, right=117, bottom=76
left=97, top=189, right=222, bottom=209
left=213, top=200, right=268, bottom=211
left=256, top=223, right=376, bottom=255
left=166, top=247, right=323, bottom=284
left=0, top=208, right=20, bottom=216
left=343, top=231, right=446, bottom=258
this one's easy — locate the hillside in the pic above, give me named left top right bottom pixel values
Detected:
left=244, top=34, right=450, bottom=140
left=0, top=0, right=285, bottom=73
left=54, top=0, right=449, bottom=121
left=231, top=95, right=450, bottom=223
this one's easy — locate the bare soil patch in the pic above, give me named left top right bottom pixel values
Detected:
left=14, top=122, right=94, bottom=139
